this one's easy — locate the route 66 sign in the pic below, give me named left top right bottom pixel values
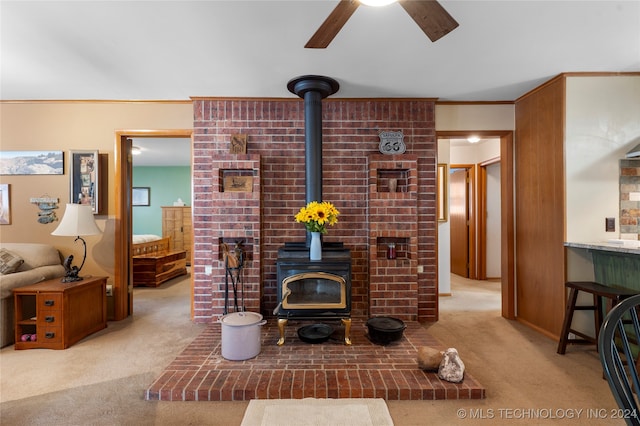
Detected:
left=378, top=131, right=406, bottom=155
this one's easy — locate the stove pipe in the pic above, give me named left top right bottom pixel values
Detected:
left=287, top=75, right=340, bottom=207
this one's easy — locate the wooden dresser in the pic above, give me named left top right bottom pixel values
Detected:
left=13, top=276, right=107, bottom=350
left=161, top=206, right=192, bottom=264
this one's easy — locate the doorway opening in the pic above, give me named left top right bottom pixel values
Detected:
left=130, top=136, right=191, bottom=259
left=113, top=130, right=192, bottom=321
left=437, top=131, right=514, bottom=320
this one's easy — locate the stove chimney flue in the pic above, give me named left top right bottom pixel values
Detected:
left=287, top=75, right=340, bottom=206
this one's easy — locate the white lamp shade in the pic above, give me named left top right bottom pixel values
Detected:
left=52, top=204, right=102, bottom=236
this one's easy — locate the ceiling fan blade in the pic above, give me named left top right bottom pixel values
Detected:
left=398, top=0, right=459, bottom=42
left=305, top=0, right=360, bottom=49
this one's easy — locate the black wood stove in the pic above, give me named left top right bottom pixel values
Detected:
left=274, top=242, right=352, bottom=345
left=276, top=75, right=352, bottom=345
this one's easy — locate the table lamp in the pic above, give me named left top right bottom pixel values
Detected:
left=51, top=203, right=102, bottom=282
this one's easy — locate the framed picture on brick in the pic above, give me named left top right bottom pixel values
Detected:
left=230, top=134, right=247, bottom=154
left=223, top=175, right=253, bottom=192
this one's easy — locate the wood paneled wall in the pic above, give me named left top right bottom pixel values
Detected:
left=514, top=76, right=567, bottom=338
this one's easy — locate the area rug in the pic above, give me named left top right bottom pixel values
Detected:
left=240, top=398, right=394, bottom=426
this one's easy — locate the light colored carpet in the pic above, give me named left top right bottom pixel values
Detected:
left=0, top=272, right=620, bottom=425
left=241, top=398, right=394, bottom=426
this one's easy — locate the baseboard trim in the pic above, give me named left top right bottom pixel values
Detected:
left=516, top=317, right=559, bottom=341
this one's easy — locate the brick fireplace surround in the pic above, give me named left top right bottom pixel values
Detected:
left=191, top=97, right=438, bottom=323
left=147, top=98, right=484, bottom=403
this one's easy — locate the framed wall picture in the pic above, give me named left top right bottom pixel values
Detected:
left=70, top=150, right=99, bottom=214
left=0, top=151, right=64, bottom=175
left=437, top=163, right=448, bottom=222
left=132, top=187, right=150, bottom=206
left=0, top=184, right=10, bottom=224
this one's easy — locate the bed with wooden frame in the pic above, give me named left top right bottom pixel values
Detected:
left=132, top=236, right=187, bottom=287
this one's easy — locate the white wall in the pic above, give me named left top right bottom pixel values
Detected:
left=564, top=76, right=640, bottom=337
left=565, top=76, right=640, bottom=242
left=486, top=163, right=501, bottom=278
left=437, top=139, right=452, bottom=294
left=450, top=139, right=500, bottom=164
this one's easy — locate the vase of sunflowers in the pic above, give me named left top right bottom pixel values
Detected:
left=294, top=201, right=340, bottom=261
left=309, top=232, right=322, bottom=261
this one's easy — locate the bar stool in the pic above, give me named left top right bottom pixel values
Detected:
left=557, top=281, right=637, bottom=354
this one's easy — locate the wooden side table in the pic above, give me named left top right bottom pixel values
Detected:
left=13, top=276, right=107, bottom=350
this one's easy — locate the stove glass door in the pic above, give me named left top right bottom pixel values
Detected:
left=282, top=272, right=346, bottom=309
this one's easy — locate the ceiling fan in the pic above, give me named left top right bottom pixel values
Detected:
left=305, top=0, right=459, bottom=49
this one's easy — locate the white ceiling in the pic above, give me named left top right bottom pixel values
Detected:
left=448, top=137, right=496, bottom=147
left=131, top=137, right=191, bottom=167
left=2, top=1, right=639, bottom=102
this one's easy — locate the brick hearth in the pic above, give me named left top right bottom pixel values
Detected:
left=145, top=318, right=485, bottom=401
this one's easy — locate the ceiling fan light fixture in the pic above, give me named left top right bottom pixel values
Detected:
left=467, top=136, right=481, bottom=144
left=305, top=0, right=458, bottom=49
left=359, top=0, right=397, bottom=7
left=131, top=146, right=142, bottom=155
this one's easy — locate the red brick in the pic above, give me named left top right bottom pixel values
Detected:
left=146, top=320, right=485, bottom=402
left=192, top=98, right=438, bottom=321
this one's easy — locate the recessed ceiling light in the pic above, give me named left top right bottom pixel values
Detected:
left=467, top=136, right=480, bottom=143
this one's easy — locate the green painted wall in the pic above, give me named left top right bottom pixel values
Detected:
left=132, top=166, right=191, bottom=236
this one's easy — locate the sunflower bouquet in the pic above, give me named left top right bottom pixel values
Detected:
left=294, top=201, right=340, bottom=234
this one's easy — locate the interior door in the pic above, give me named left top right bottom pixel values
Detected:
left=450, top=168, right=469, bottom=277
left=478, top=158, right=501, bottom=280
left=125, top=139, right=134, bottom=315
left=114, top=135, right=133, bottom=319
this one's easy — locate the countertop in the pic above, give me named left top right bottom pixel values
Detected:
left=565, top=241, right=640, bottom=255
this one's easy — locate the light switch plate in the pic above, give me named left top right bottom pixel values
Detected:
left=606, top=217, right=615, bottom=232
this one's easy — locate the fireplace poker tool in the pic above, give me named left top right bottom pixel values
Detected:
left=272, top=289, right=291, bottom=316
left=222, top=242, right=245, bottom=314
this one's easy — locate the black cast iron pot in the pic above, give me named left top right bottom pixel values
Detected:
left=366, top=316, right=406, bottom=345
